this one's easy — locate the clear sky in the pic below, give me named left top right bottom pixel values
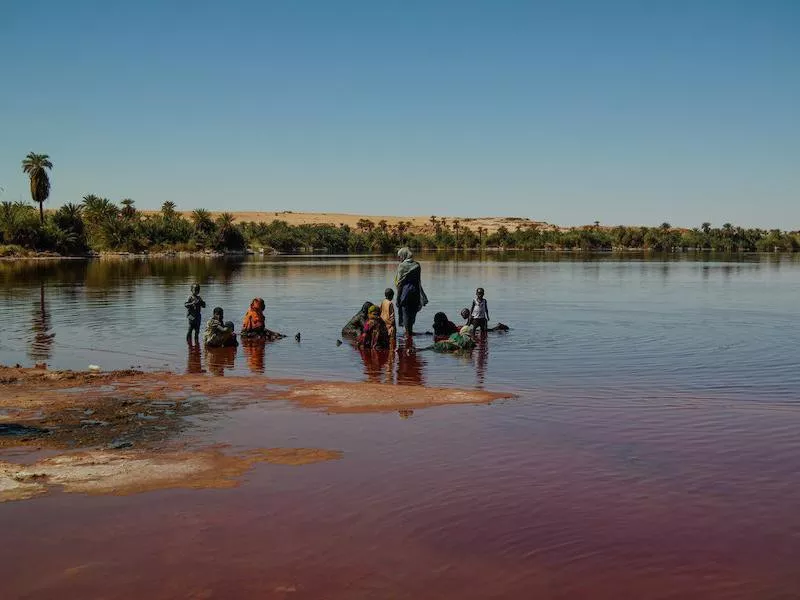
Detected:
left=1, top=1, right=798, bottom=227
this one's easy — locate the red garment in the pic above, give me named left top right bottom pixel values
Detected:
left=242, top=298, right=266, bottom=331
left=357, top=317, right=390, bottom=349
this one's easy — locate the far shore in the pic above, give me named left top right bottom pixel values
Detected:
left=140, top=210, right=555, bottom=234
left=4, top=208, right=797, bottom=258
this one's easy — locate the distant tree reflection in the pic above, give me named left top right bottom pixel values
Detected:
left=29, top=282, right=55, bottom=363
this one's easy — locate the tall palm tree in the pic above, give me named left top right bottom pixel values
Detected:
left=21, top=152, right=53, bottom=224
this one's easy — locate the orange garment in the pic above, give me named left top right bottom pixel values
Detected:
left=380, top=299, right=396, bottom=339
left=242, top=298, right=266, bottom=331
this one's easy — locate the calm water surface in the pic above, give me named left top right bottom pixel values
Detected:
left=1, top=253, right=799, bottom=599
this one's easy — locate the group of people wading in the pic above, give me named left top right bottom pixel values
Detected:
left=342, top=247, right=508, bottom=354
left=184, top=246, right=507, bottom=355
left=184, top=286, right=284, bottom=348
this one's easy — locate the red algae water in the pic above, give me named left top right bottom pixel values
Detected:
left=1, top=254, right=799, bottom=599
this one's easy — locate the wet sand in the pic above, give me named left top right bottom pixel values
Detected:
left=0, top=365, right=511, bottom=502
left=1, top=447, right=342, bottom=502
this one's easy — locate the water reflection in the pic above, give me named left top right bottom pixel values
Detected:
left=242, top=340, right=266, bottom=374
left=475, top=339, right=488, bottom=387
left=29, top=283, right=54, bottom=363
left=186, top=343, right=203, bottom=374
left=397, top=343, right=426, bottom=386
left=358, top=347, right=392, bottom=383
left=206, top=346, right=237, bottom=376
left=0, top=258, right=246, bottom=291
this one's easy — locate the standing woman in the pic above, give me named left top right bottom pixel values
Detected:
left=395, top=247, right=428, bottom=339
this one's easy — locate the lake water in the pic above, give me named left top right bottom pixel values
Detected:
left=1, top=253, right=800, bottom=599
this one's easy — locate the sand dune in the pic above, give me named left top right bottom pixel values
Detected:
left=144, top=211, right=553, bottom=234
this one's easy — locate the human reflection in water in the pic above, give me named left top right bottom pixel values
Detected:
left=242, top=339, right=266, bottom=374
left=205, top=345, right=237, bottom=376
left=29, top=283, right=55, bottom=363
left=358, top=347, right=391, bottom=383
left=396, top=339, right=426, bottom=386
left=475, top=338, right=488, bottom=388
left=186, top=343, right=203, bottom=374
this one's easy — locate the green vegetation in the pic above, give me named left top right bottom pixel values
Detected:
left=3, top=198, right=799, bottom=256
left=3, top=153, right=799, bottom=256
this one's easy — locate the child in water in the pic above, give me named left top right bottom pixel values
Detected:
left=203, top=307, right=238, bottom=347
left=184, top=283, right=206, bottom=344
left=469, top=287, right=490, bottom=335
left=380, top=288, right=396, bottom=340
left=461, top=304, right=510, bottom=334
left=358, top=305, right=390, bottom=349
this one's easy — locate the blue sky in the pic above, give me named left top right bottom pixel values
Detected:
left=1, top=1, right=798, bottom=227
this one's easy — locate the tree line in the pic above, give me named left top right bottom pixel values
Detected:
left=2, top=152, right=799, bottom=255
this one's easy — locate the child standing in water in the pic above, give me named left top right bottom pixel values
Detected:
left=469, top=287, right=490, bottom=335
left=184, top=283, right=206, bottom=344
left=380, top=288, right=396, bottom=341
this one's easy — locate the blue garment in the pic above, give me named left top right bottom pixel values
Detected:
left=399, top=305, right=417, bottom=329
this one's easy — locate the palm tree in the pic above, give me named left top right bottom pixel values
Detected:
left=477, top=226, right=486, bottom=247
left=120, top=198, right=136, bottom=219
left=21, top=152, right=53, bottom=224
left=356, top=218, right=375, bottom=232
left=161, top=201, right=177, bottom=220
left=453, top=219, right=461, bottom=247
left=701, top=222, right=711, bottom=234
left=660, top=222, right=671, bottom=231
left=81, top=195, right=118, bottom=225
left=52, top=203, right=85, bottom=237
left=58, top=202, right=83, bottom=220
left=191, top=208, right=214, bottom=234
left=217, top=212, right=235, bottom=229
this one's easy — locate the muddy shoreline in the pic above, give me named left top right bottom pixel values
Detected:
left=0, top=365, right=512, bottom=502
